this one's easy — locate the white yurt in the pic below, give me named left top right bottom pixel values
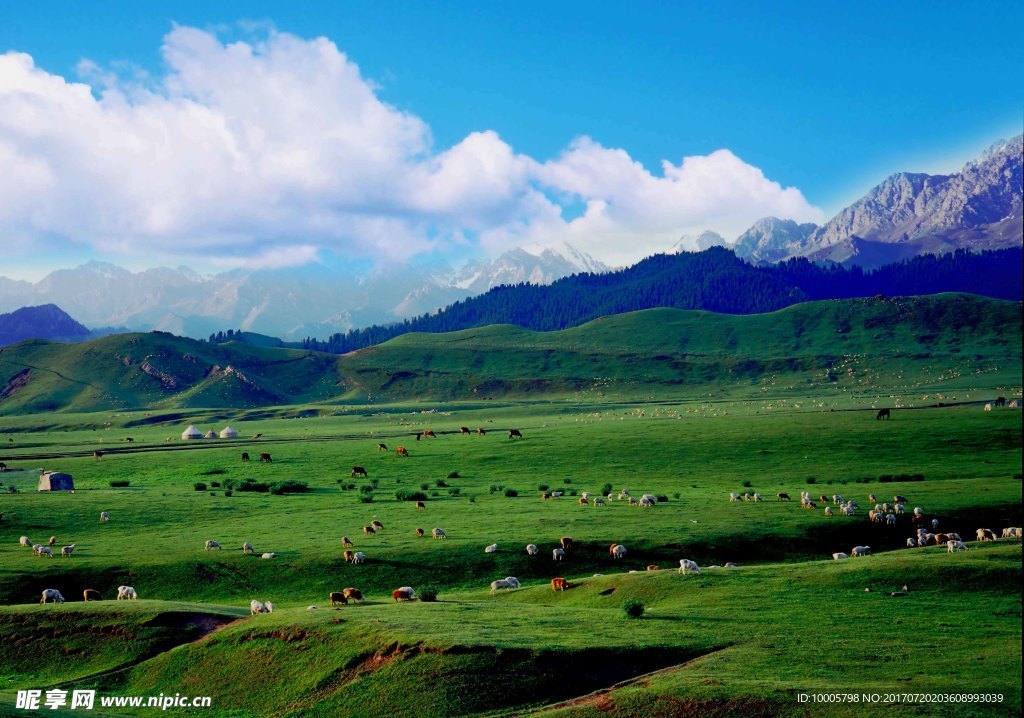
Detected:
left=181, top=425, right=203, bottom=440
left=219, top=426, right=239, bottom=439
left=203, top=429, right=217, bottom=439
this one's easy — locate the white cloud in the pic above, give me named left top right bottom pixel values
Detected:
left=0, top=25, right=822, bottom=270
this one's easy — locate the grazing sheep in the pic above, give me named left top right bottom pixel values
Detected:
left=983, top=403, right=992, bottom=411
left=342, top=536, right=354, bottom=547
left=647, top=565, right=660, bottom=571
left=83, top=589, right=101, bottom=601
left=724, top=562, right=738, bottom=568
left=893, top=495, right=908, bottom=504
left=551, top=491, right=564, bottom=498
left=729, top=492, right=741, bottom=502
left=415, top=528, right=425, bottom=537
left=592, top=497, right=607, bottom=507
left=352, top=552, right=366, bottom=564
left=560, top=536, right=573, bottom=550
left=639, top=497, right=655, bottom=508
left=432, top=528, right=447, bottom=539
left=552, top=548, right=565, bottom=561
left=1002, top=527, right=1022, bottom=539
left=551, top=577, right=568, bottom=591
left=330, top=591, right=348, bottom=606
left=415, top=501, right=426, bottom=510
left=371, top=520, right=384, bottom=531
left=640, top=494, right=657, bottom=503
left=32, top=544, right=44, bottom=555
left=242, top=542, right=254, bottom=554
left=578, top=497, right=588, bottom=506
left=37, top=546, right=53, bottom=558
left=205, top=540, right=221, bottom=551
left=526, top=543, right=538, bottom=556
left=752, top=493, right=763, bottom=502
left=851, top=546, right=871, bottom=557
left=48, top=536, right=57, bottom=546
left=392, top=586, right=417, bottom=602
left=905, top=538, right=917, bottom=548
left=343, top=588, right=364, bottom=602
left=61, top=544, right=76, bottom=557
left=868, top=493, right=877, bottom=502
left=40, top=589, right=65, bottom=604
left=824, top=507, right=833, bottom=516
left=581, top=492, right=592, bottom=501
left=841, top=505, right=856, bottom=516
left=947, top=540, right=968, bottom=553
left=264, top=601, right=274, bottom=613
left=895, top=504, right=905, bottom=515
left=250, top=600, right=268, bottom=615
left=628, top=496, right=639, bottom=506
left=832, top=552, right=849, bottom=560
left=117, top=586, right=137, bottom=600
left=343, top=550, right=354, bottom=562
left=100, top=512, right=110, bottom=522
left=744, top=493, right=752, bottom=502
left=777, top=493, right=791, bottom=502
left=976, top=528, right=996, bottom=542
left=913, top=507, right=923, bottom=517
left=261, top=552, right=277, bottom=559
left=19, top=536, right=32, bottom=548
left=678, top=559, right=701, bottom=575
left=490, top=577, right=521, bottom=594
left=363, top=525, right=376, bottom=536
left=886, top=514, right=897, bottom=525
left=378, top=443, right=388, bottom=452
left=611, top=544, right=627, bottom=559
left=241, top=452, right=250, bottom=462
left=484, top=544, right=498, bottom=553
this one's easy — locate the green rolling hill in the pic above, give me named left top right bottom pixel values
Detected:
left=0, top=294, right=1019, bottom=414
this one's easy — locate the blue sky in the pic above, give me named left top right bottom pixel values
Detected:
left=0, top=1, right=1021, bottom=277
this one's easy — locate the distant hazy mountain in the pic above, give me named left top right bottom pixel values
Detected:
left=0, top=304, right=91, bottom=346
left=671, top=231, right=728, bottom=253
left=734, top=135, right=1023, bottom=267
left=0, top=244, right=606, bottom=340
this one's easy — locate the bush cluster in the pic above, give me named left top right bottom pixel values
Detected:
left=109, top=480, right=130, bottom=488
left=395, top=489, right=429, bottom=502
left=622, top=600, right=645, bottom=619
left=219, top=478, right=309, bottom=494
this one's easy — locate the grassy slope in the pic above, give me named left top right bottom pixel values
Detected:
left=1, top=294, right=1020, bottom=413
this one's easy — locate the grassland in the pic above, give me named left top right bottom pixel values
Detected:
left=0, top=391, right=1020, bottom=716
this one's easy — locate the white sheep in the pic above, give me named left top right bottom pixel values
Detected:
left=261, top=552, right=277, bottom=559
left=432, top=528, right=447, bottom=539
left=19, top=536, right=32, bottom=548
left=205, top=540, right=221, bottom=551
left=886, top=514, right=897, bottom=525
left=526, top=544, right=538, bottom=556
left=117, top=586, right=138, bottom=600
left=61, top=544, right=76, bottom=557
left=489, top=577, right=521, bottom=594
left=947, top=540, right=968, bottom=553
left=905, top=538, right=916, bottom=548
left=100, top=511, right=110, bottom=522
left=581, top=492, right=592, bottom=501
left=40, top=589, right=65, bottom=604
left=678, top=559, right=701, bottom=574
left=37, top=546, right=53, bottom=558
left=484, top=544, right=498, bottom=553
left=250, top=600, right=268, bottom=615
left=729, top=492, right=741, bottom=502
left=832, top=552, right=849, bottom=560
left=242, top=542, right=254, bottom=554
left=824, top=507, right=833, bottom=516
left=592, top=497, right=607, bottom=507
left=611, top=544, right=627, bottom=559
left=976, top=528, right=996, bottom=542
left=351, top=552, right=366, bottom=564
left=552, top=548, right=565, bottom=561
left=264, top=601, right=274, bottom=613
left=639, top=497, right=655, bottom=508
left=851, top=546, right=871, bottom=557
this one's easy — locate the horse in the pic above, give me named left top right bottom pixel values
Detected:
left=93, top=451, right=104, bottom=460
left=351, top=466, right=368, bottom=478
left=460, top=427, right=471, bottom=435
left=509, top=429, right=523, bottom=439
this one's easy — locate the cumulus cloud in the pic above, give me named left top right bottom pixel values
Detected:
left=0, top=25, right=822, bottom=269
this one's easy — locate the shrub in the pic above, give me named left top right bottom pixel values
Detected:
left=538, top=484, right=550, bottom=492
left=504, top=488, right=519, bottom=498
left=447, top=471, right=460, bottom=479
left=741, top=480, right=752, bottom=488
left=200, top=468, right=226, bottom=476
left=421, top=483, right=430, bottom=491
left=656, top=495, right=669, bottom=503
left=109, top=480, right=130, bottom=488
left=568, top=488, right=578, bottom=496
left=360, top=484, right=374, bottom=494
left=489, top=484, right=503, bottom=494
left=270, top=480, right=309, bottom=495
left=673, top=492, right=681, bottom=499
left=600, top=483, right=613, bottom=495
left=430, top=490, right=440, bottom=497
left=419, top=586, right=439, bottom=602
left=193, top=482, right=207, bottom=491
left=806, top=477, right=817, bottom=484
left=467, top=494, right=477, bottom=503
left=879, top=474, right=925, bottom=483
left=448, top=488, right=461, bottom=496
left=436, top=479, right=449, bottom=488
left=359, top=494, right=374, bottom=503
left=347, top=482, right=357, bottom=490
left=370, top=479, right=379, bottom=487
left=230, top=478, right=270, bottom=493
left=563, top=478, right=572, bottom=484
left=210, top=481, right=221, bottom=488
left=395, top=490, right=428, bottom=502
left=210, top=492, right=217, bottom=496
left=336, top=479, right=345, bottom=485
left=622, top=600, right=645, bottom=619
left=224, top=490, right=233, bottom=497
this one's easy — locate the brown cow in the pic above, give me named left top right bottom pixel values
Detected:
left=460, top=427, right=471, bottom=435
left=343, top=550, right=354, bottom=562
left=378, top=443, right=388, bottom=452
left=541, top=492, right=550, bottom=501
left=93, top=451, right=104, bottom=460
left=560, top=536, right=573, bottom=550
left=330, top=591, right=348, bottom=606
left=48, top=536, right=56, bottom=547
left=476, top=428, right=486, bottom=436
left=509, top=429, right=523, bottom=439
left=392, top=588, right=416, bottom=602
left=777, top=493, right=791, bottom=502
left=646, top=565, right=660, bottom=571
left=551, top=577, right=568, bottom=591
left=83, top=589, right=101, bottom=602
left=343, top=588, right=364, bottom=602
left=351, top=466, right=368, bottom=477
left=578, top=497, right=588, bottom=506
left=415, top=528, right=425, bottom=537
left=363, top=525, right=376, bottom=535
left=396, top=446, right=409, bottom=457
left=415, top=501, right=426, bottom=510
left=423, top=430, right=436, bottom=439
left=259, top=452, right=272, bottom=463
left=241, top=452, right=250, bottom=462
left=342, top=536, right=354, bottom=547
left=371, top=520, right=384, bottom=531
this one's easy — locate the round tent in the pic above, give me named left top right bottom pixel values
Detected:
left=203, top=430, right=217, bottom=439
left=181, top=425, right=203, bottom=440
left=219, top=426, right=238, bottom=439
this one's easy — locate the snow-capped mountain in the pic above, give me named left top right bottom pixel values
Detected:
left=671, top=231, right=728, bottom=253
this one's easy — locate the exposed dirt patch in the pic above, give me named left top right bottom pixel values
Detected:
left=0, top=368, right=31, bottom=399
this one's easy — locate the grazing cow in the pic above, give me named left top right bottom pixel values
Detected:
left=509, top=429, right=523, bottom=439
left=729, top=492, right=741, bottom=502
left=83, top=589, right=101, bottom=602
left=363, top=525, right=376, bottom=536
left=593, top=497, right=607, bottom=507
left=241, top=452, right=250, bottom=462
left=40, top=589, right=65, bottom=604
left=551, top=577, right=568, bottom=591
left=432, top=528, right=447, bottom=539
left=330, top=591, right=348, bottom=606
left=125, top=437, right=134, bottom=443
left=460, top=427, right=471, bottom=435
left=351, top=466, right=368, bottom=478
left=100, top=511, right=111, bottom=522
left=983, top=403, right=992, bottom=412
left=578, top=497, right=588, bottom=506
left=423, top=430, right=436, bottom=439
left=560, top=536, right=573, bottom=550
left=477, top=428, right=486, bottom=436
left=343, top=588, right=364, bottom=602
left=342, top=536, right=354, bottom=547
left=995, top=397, right=1007, bottom=407
left=678, top=559, right=701, bottom=575
left=646, top=565, right=660, bottom=571
left=610, top=544, right=627, bottom=559
left=261, top=553, right=277, bottom=559
left=343, top=550, right=354, bottom=562
left=552, top=548, right=565, bottom=561
left=541, top=493, right=551, bottom=501
left=371, top=520, right=384, bottom=531
left=526, top=544, right=539, bottom=556
left=61, top=544, right=76, bottom=557
left=259, top=452, right=272, bottom=463
left=242, top=542, right=254, bottom=555
left=93, top=450, right=104, bottom=460
left=392, top=587, right=416, bottom=602
left=876, top=408, right=890, bottom=420
left=947, top=540, right=968, bottom=553
left=832, top=552, right=849, bottom=560
left=117, top=586, right=138, bottom=600
left=851, top=545, right=871, bottom=557
left=378, top=443, right=388, bottom=452
left=205, top=540, right=221, bottom=551
left=485, top=544, right=498, bottom=553
left=351, top=552, right=366, bottom=564
left=490, top=577, right=521, bottom=594
left=777, top=493, right=791, bottom=502
left=396, top=446, right=409, bottom=457
left=415, top=501, right=426, bottom=510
